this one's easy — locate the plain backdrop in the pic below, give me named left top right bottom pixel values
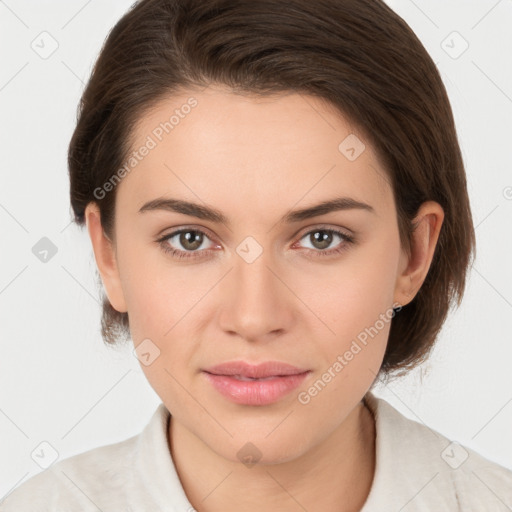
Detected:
left=1, top=0, right=511, bottom=499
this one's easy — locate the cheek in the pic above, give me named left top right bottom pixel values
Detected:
left=116, top=245, right=206, bottom=386
left=122, top=265, right=202, bottom=408
left=292, top=235, right=400, bottom=363
left=116, top=235, right=204, bottom=335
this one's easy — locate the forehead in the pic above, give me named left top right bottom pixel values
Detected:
left=117, top=86, right=392, bottom=219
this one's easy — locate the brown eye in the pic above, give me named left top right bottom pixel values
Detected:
left=309, top=230, right=334, bottom=250
left=178, top=230, right=204, bottom=251
left=158, top=228, right=216, bottom=259
left=296, top=227, right=355, bottom=257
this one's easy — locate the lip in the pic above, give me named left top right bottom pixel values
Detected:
left=203, top=360, right=309, bottom=378
left=202, top=361, right=311, bottom=406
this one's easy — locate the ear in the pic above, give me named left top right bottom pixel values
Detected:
left=394, top=201, right=444, bottom=307
left=85, top=203, right=128, bottom=313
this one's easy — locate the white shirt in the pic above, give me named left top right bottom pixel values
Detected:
left=1, top=391, right=511, bottom=511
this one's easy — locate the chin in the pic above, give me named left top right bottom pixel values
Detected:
left=214, top=435, right=310, bottom=467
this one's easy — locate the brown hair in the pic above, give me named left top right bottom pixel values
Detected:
left=68, top=0, right=476, bottom=379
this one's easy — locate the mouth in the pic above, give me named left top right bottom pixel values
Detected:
left=201, top=360, right=311, bottom=405
left=216, top=374, right=285, bottom=381
left=203, top=360, right=310, bottom=379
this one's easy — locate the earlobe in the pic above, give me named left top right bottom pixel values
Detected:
left=85, top=203, right=128, bottom=313
left=393, top=201, right=444, bottom=307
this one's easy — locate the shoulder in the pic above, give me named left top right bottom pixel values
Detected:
left=362, top=392, right=512, bottom=511
left=0, top=434, right=139, bottom=511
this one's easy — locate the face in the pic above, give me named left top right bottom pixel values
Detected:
left=89, top=85, right=413, bottom=464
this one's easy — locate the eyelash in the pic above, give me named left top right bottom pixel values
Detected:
left=156, top=226, right=355, bottom=260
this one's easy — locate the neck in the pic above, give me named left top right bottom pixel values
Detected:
left=168, top=399, right=376, bottom=512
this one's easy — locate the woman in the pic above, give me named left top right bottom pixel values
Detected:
left=2, top=0, right=511, bottom=510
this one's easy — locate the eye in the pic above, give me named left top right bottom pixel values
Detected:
left=294, top=227, right=355, bottom=257
left=157, top=228, right=217, bottom=259
left=156, top=225, right=355, bottom=260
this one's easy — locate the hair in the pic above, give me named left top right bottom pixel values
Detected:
left=68, top=0, right=476, bottom=380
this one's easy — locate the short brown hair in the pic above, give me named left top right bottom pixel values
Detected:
left=68, top=0, right=476, bottom=378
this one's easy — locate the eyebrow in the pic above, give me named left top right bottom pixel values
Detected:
left=138, top=196, right=375, bottom=225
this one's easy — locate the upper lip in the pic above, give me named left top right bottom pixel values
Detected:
left=203, top=361, right=310, bottom=378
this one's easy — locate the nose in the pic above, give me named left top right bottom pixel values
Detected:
left=217, top=247, right=295, bottom=343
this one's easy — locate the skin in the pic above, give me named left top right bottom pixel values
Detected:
left=85, top=85, right=444, bottom=512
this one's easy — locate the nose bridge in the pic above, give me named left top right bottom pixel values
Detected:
left=235, top=246, right=275, bottom=297
left=219, top=241, right=292, bottom=339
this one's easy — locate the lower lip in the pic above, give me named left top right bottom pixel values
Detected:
left=202, top=371, right=310, bottom=405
